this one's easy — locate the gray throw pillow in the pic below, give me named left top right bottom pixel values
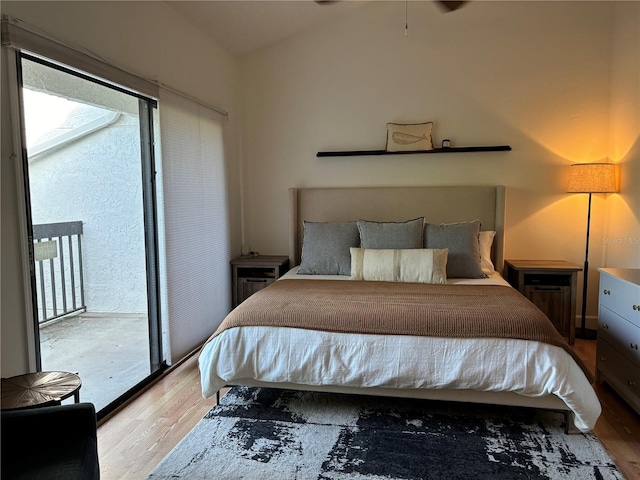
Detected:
left=298, top=221, right=360, bottom=275
left=423, top=220, right=484, bottom=278
left=357, top=217, right=424, bottom=249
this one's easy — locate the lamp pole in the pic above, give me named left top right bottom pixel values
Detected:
left=576, top=192, right=595, bottom=339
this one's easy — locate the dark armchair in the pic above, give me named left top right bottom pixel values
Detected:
left=1, top=402, right=100, bottom=479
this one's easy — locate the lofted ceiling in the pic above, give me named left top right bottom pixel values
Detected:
left=166, top=0, right=369, bottom=57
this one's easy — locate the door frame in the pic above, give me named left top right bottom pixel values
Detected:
left=5, top=47, right=40, bottom=372
left=12, top=50, right=167, bottom=416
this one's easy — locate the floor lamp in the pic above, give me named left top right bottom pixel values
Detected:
left=567, top=162, right=618, bottom=340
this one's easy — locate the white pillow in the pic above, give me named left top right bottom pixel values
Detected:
left=479, top=230, right=496, bottom=274
left=350, top=248, right=448, bottom=284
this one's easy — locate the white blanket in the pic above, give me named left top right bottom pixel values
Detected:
left=199, top=270, right=601, bottom=432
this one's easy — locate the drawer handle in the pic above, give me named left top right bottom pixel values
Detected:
left=604, top=289, right=611, bottom=295
left=631, top=343, right=639, bottom=350
left=601, top=323, right=609, bottom=330
left=600, top=356, right=607, bottom=362
left=629, top=381, right=637, bottom=387
left=633, top=305, right=640, bottom=311
left=245, top=279, right=269, bottom=283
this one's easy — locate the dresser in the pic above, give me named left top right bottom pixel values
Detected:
left=596, top=268, right=640, bottom=414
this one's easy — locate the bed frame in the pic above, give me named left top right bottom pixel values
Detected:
left=289, top=185, right=505, bottom=272
left=240, top=186, right=574, bottom=431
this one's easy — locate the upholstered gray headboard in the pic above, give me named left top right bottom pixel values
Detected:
left=289, top=185, right=506, bottom=273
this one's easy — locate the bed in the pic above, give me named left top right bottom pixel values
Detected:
left=199, top=186, right=601, bottom=432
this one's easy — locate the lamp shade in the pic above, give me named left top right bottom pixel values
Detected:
left=567, top=163, right=618, bottom=193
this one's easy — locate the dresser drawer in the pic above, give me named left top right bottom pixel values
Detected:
left=598, top=305, right=640, bottom=367
left=599, top=273, right=640, bottom=327
left=597, top=339, right=640, bottom=414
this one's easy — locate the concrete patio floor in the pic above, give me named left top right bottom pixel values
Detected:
left=39, top=313, right=150, bottom=412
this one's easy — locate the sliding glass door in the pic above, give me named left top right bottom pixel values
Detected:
left=17, top=52, right=164, bottom=416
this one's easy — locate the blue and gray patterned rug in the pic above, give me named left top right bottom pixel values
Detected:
left=148, top=386, right=622, bottom=479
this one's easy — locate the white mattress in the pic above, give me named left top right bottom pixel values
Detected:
left=199, top=270, right=601, bottom=432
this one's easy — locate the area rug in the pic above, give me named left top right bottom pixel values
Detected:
left=148, top=386, right=622, bottom=479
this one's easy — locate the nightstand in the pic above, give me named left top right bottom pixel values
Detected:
left=231, top=255, right=290, bottom=307
left=504, top=260, right=582, bottom=345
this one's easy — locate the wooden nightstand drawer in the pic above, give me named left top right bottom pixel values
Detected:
left=524, top=285, right=571, bottom=337
left=238, top=277, right=275, bottom=302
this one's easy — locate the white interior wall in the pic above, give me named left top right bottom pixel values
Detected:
left=0, top=1, right=242, bottom=376
left=1, top=1, right=637, bottom=376
left=606, top=2, right=640, bottom=269
left=239, top=1, right=621, bottom=326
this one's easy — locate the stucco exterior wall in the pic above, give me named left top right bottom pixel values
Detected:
left=29, top=112, right=148, bottom=314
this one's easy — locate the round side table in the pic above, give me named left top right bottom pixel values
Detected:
left=1, top=371, right=82, bottom=410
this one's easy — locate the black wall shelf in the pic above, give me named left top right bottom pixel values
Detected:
left=316, top=145, right=511, bottom=157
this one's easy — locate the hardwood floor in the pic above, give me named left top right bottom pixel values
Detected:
left=97, top=339, right=640, bottom=479
left=97, top=351, right=220, bottom=479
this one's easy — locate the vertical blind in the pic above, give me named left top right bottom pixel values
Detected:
left=158, top=89, right=231, bottom=363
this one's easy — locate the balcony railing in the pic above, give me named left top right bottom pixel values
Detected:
left=33, top=221, right=86, bottom=324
